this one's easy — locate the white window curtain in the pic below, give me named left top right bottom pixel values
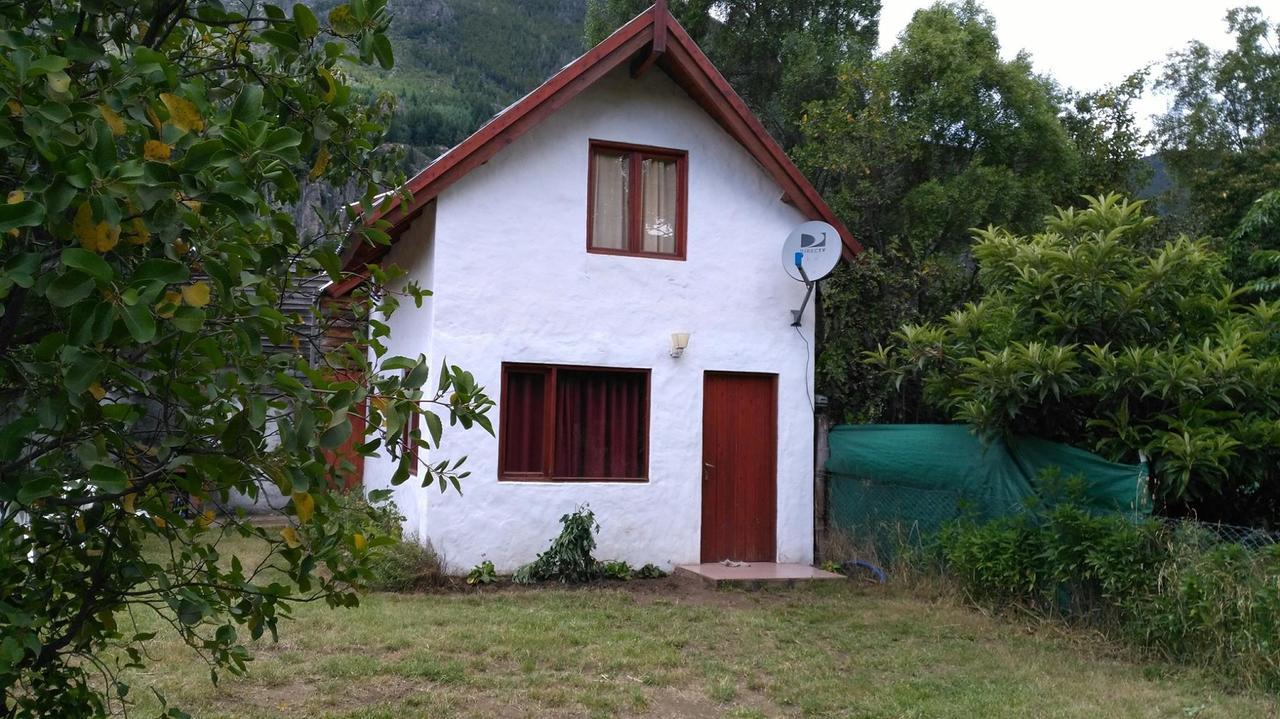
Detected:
left=641, top=157, right=678, bottom=254
left=591, top=151, right=629, bottom=250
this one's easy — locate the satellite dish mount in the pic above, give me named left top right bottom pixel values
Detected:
left=791, top=251, right=815, bottom=327
left=781, top=221, right=841, bottom=327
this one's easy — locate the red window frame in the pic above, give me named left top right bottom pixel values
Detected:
left=498, top=362, right=651, bottom=483
left=586, top=140, right=688, bottom=260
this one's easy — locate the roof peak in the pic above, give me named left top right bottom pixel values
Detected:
left=331, top=2, right=858, bottom=295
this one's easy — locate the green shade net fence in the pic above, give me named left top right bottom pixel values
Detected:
left=825, top=425, right=1151, bottom=552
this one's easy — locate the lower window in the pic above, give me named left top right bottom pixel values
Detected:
left=499, top=363, right=649, bottom=481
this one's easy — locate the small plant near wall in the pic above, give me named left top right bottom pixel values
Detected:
left=635, top=563, right=668, bottom=579
left=512, top=508, right=670, bottom=584
left=467, top=560, right=499, bottom=586
left=514, top=506, right=600, bottom=584
left=599, top=560, right=633, bottom=580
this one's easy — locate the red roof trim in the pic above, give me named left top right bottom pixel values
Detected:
left=330, top=3, right=860, bottom=297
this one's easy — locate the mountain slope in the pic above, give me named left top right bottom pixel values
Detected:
left=315, top=0, right=588, bottom=158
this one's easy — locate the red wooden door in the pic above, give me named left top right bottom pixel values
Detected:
left=701, top=372, right=777, bottom=562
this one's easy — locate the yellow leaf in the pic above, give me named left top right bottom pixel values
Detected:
left=317, top=67, right=338, bottom=103
left=99, top=104, right=126, bottom=136
left=6, top=99, right=21, bottom=116
left=72, top=202, right=121, bottom=253
left=353, top=532, right=367, bottom=552
left=123, top=492, right=136, bottom=514
left=173, top=238, right=190, bottom=255
left=7, top=190, right=23, bottom=204
left=195, top=509, right=215, bottom=529
left=155, top=291, right=179, bottom=318
left=88, top=382, right=106, bottom=400
left=160, top=93, right=204, bottom=133
left=143, top=139, right=171, bottom=162
left=145, top=106, right=161, bottom=130
left=178, top=194, right=202, bottom=214
left=292, top=492, right=315, bottom=523
left=309, top=146, right=330, bottom=180
left=181, top=281, right=210, bottom=308
left=74, top=515, right=86, bottom=533
left=280, top=526, right=301, bottom=548
left=153, top=515, right=167, bottom=528
left=126, top=217, right=150, bottom=245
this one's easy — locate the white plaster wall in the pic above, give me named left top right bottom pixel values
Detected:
left=375, top=66, right=818, bottom=573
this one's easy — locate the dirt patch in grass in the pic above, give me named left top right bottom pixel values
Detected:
left=213, top=675, right=472, bottom=717
left=414, top=572, right=816, bottom=609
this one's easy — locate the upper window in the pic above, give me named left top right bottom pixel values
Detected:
left=499, top=363, right=649, bottom=482
left=588, top=141, right=687, bottom=260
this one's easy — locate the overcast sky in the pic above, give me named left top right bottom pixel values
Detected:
left=877, top=0, right=1280, bottom=130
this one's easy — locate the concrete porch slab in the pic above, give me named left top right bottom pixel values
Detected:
left=674, top=562, right=844, bottom=588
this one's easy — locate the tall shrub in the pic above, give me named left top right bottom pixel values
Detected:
left=873, top=195, right=1280, bottom=518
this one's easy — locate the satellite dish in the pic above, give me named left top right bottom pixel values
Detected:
left=781, top=221, right=840, bottom=326
left=781, top=221, right=840, bottom=282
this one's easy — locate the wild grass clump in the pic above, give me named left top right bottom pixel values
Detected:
left=937, top=506, right=1280, bottom=691
left=329, top=492, right=448, bottom=591
left=819, top=521, right=952, bottom=597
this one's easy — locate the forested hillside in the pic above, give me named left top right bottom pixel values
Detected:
left=307, top=0, right=587, bottom=158
left=288, top=0, right=586, bottom=237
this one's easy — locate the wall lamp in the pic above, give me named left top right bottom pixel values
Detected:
left=669, top=332, right=691, bottom=358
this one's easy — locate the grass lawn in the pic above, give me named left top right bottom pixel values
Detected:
left=121, top=536, right=1278, bottom=719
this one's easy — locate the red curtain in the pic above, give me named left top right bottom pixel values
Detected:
left=553, top=370, right=646, bottom=479
left=502, top=369, right=547, bottom=473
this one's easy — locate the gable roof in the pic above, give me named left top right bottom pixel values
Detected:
left=328, top=1, right=860, bottom=297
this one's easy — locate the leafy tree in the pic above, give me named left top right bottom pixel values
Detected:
left=0, top=1, right=492, bottom=716
left=584, top=0, right=880, bottom=148
left=1230, top=188, right=1280, bottom=298
left=1059, top=71, right=1151, bottom=198
left=1154, top=6, right=1280, bottom=240
left=870, top=195, right=1280, bottom=522
left=802, top=1, right=1147, bottom=421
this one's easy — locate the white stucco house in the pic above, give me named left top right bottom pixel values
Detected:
left=328, top=2, right=861, bottom=573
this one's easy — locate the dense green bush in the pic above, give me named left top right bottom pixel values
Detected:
left=873, top=195, right=1280, bottom=519
left=940, top=507, right=1280, bottom=689
left=514, top=507, right=600, bottom=584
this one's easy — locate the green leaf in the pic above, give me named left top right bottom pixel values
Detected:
left=404, top=360, right=429, bottom=389
left=293, top=3, right=319, bottom=38
left=89, top=464, right=128, bottom=493
left=263, top=127, right=303, bottom=153
left=120, top=302, right=156, bottom=343
left=424, top=411, right=443, bottom=447
left=61, top=248, right=113, bottom=282
left=381, top=356, right=416, bottom=371
left=314, top=249, right=343, bottom=283
left=171, top=306, right=205, bottom=333
left=17, top=476, right=57, bottom=504
left=319, top=418, right=352, bottom=449
left=132, top=259, right=189, bottom=284
left=47, top=271, right=95, bottom=308
left=0, top=416, right=38, bottom=461
left=231, top=85, right=264, bottom=123
left=372, top=33, right=394, bottom=70
left=0, top=201, right=44, bottom=233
